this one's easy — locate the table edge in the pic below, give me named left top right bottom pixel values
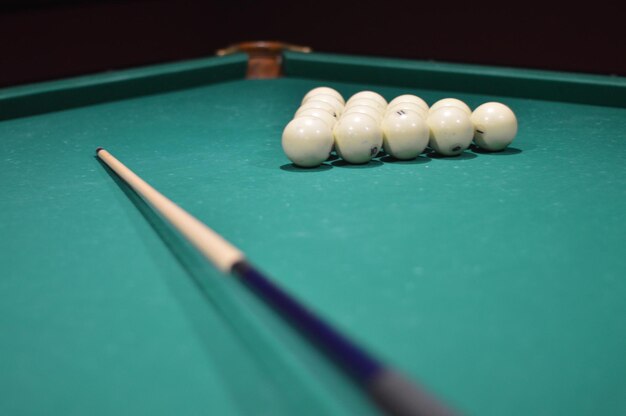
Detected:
left=283, top=51, right=626, bottom=108
left=0, top=54, right=248, bottom=121
left=2, top=50, right=625, bottom=122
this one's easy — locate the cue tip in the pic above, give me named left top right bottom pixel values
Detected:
left=96, top=147, right=104, bottom=154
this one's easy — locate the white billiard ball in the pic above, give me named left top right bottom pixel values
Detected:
left=302, top=87, right=345, bottom=105
left=282, top=117, right=334, bottom=167
left=343, top=105, right=383, bottom=123
left=471, top=102, right=518, bottom=151
left=297, top=100, right=339, bottom=119
left=385, top=102, right=428, bottom=120
left=427, top=107, right=474, bottom=156
left=346, top=91, right=387, bottom=108
left=307, top=93, right=344, bottom=116
left=333, top=113, right=383, bottom=164
left=381, top=109, right=429, bottom=160
left=388, top=94, right=429, bottom=112
left=294, top=108, right=337, bottom=129
left=429, top=98, right=472, bottom=116
left=345, top=97, right=386, bottom=113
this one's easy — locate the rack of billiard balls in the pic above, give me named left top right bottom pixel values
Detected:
left=282, top=87, right=518, bottom=168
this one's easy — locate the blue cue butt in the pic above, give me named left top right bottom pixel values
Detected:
left=232, top=261, right=457, bottom=416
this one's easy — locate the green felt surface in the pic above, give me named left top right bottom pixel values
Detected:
left=1, top=54, right=626, bottom=416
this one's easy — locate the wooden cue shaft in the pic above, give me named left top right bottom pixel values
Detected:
left=96, top=147, right=244, bottom=273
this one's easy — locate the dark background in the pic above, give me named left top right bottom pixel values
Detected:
left=1, top=0, right=624, bottom=88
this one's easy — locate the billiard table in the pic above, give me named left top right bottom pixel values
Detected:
left=1, top=44, right=625, bottom=416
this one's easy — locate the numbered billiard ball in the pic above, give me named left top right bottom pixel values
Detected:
left=427, top=107, right=474, bottom=156
left=302, top=87, right=345, bottom=105
left=296, top=100, right=338, bottom=119
left=388, top=94, right=429, bottom=112
left=308, top=93, right=344, bottom=117
left=471, top=102, right=518, bottom=151
left=282, top=116, right=334, bottom=167
left=381, top=109, right=429, bottom=160
left=346, top=91, right=388, bottom=108
left=294, top=108, right=337, bottom=129
left=345, top=97, right=386, bottom=113
left=385, top=102, right=428, bottom=120
left=333, top=113, right=383, bottom=164
left=343, top=105, right=383, bottom=124
left=429, top=98, right=472, bottom=116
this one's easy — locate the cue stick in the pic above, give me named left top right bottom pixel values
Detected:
left=96, top=147, right=457, bottom=416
